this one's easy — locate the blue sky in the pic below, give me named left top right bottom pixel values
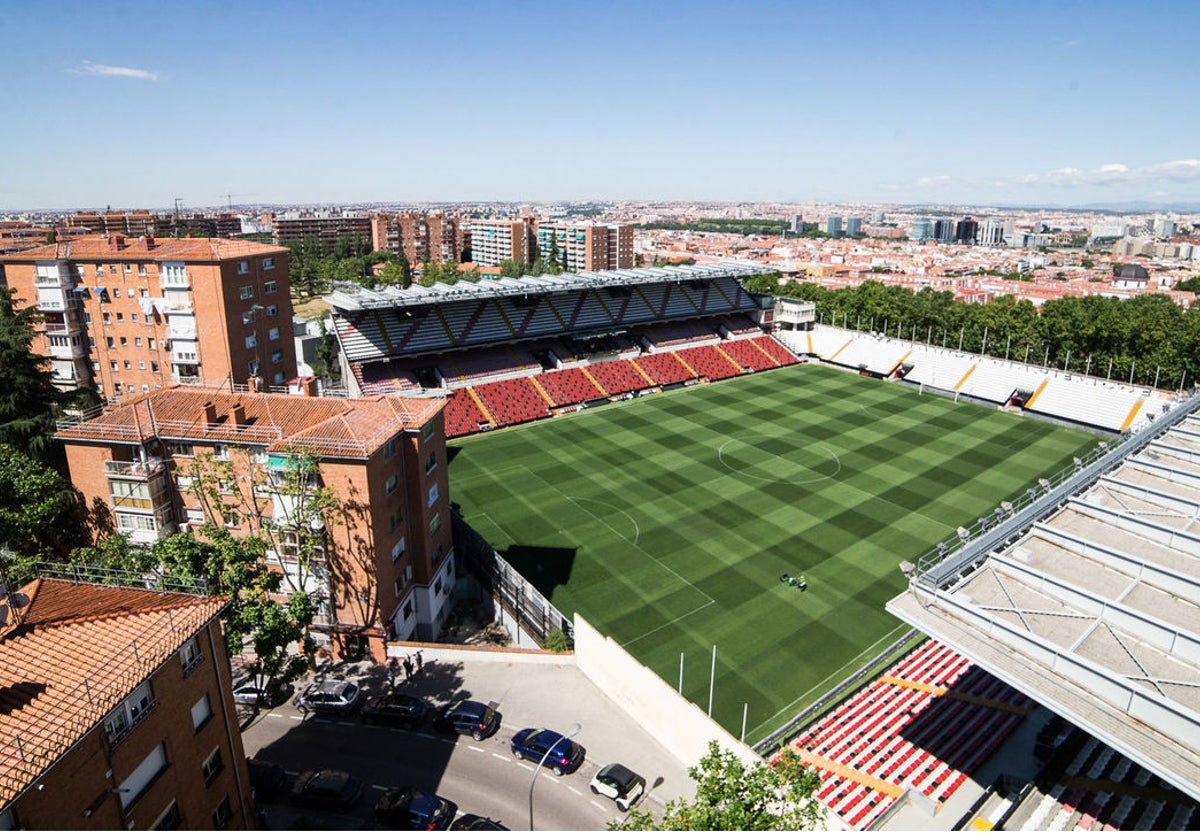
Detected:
left=3, top=0, right=1198, bottom=209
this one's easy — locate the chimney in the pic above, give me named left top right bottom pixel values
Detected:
left=202, top=400, right=218, bottom=427
left=110, top=234, right=125, bottom=249
left=302, top=376, right=320, bottom=398
left=230, top=402, right=246, bottom=427
left=144, top=235, right=155, bottom=249
left=247, top=376, right=263, bottom=393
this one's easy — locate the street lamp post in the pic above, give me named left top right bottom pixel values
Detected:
left=528, top=722, right=581, bottom=831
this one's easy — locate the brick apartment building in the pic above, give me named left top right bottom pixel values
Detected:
left=55, top=384, right=456, bottom=658
left=370, top=212, right=467, bottom=265
left=270, top=211, right=372, bottom=247
left=535, top=222, right=634, bottom=271
left=0, top=236, right=295, bottom=402
left=465, top=218, right=535, bottom=268
left=66, top=210, right=157, bottom=236
left=0, top=575, right=254, bottom=830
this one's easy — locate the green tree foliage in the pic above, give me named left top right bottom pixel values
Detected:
left=1174, top=276, right=1200, bottom=293
left=741, top=277, right=1200, bottom=388
left=285, top=235, right=380, bottom=295
left=0, top=444, right=80, bottom=571
left=637, top=218, right=791, bottom=236
left=417, top=261, right=482, bottom=287
left=0, top=287, right=94, bottom=465
left=614, top=742, right=822, bottom=831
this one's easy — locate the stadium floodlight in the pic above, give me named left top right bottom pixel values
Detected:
left=977, top=517, right=989, bottom=531
left=936, top=542, right=948, bottom=557
left=1001, top=501, right=1015, bottom=515
left=1038, top=478, right=1052, bottom=492
left=956, top=526, right=971, bottom=542
left=1027, top=488, right=1038, bottom=503
left=995, top=507, right=1005, bottom=519
left=1073, top=457, right=1084, bottom=469
left=899, top=561, right=916, bottom=578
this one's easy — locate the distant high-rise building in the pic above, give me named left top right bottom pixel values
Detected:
left=954, top=217, right=979, bottom=245
left=825, top=216, right=843, bottom=237
left=790, top=214, right=803, bottom=233
left=370, top=212, right=465, bottom=265
left=272, top=211, right=371, bottom=246
left=1153, top=218, right=1178, bottom=238
left=976, top=218, right=1004, bottom=247
left=933, top=219, right=956, bottom=243
left=845, top=217, right=863, bottom=237
left=467, top=219, right=534, bottom=267
left=535, top=222, right=633, bottom=271
left=870, top=211, right=885, bottom=224
left=909, top=219, right=934, bottom=242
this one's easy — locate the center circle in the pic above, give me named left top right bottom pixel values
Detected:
left=717, top=435, right=842, bottom=485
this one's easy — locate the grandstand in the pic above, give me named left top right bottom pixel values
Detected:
left=888, top=391, right=1200, bottom=804
left=780, top=324, right=1174, bottom=433
left=326, top=263, right=804, bottom=436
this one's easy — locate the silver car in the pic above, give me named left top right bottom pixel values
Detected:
left=293, top=680, right=362, bottom=715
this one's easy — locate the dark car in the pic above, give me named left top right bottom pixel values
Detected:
left=432, top=699, right=501, bottom=741
left=450, top=814, right=508, bottom=831
left=362, top=693, right=430, bottom=729
left=290, top=769, right=364, bottom=812
left=509, top=728, right=586, bottom=775
left=247, top=758, right=287, bottom=801
left=293, top=680, right=362, bottom=715
left=375, top=786, right=458, bottom=830
left=589, top=763, right=646, bottom=812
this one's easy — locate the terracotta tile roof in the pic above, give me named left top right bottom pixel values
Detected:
left=0, top=579, right=226, bottom=808
left=2, top=236, right=287, bottom=263
left=56, top=386, right=446, bottom=458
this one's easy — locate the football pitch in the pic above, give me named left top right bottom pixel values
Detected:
left=448, top=364, right=1101, bottom=742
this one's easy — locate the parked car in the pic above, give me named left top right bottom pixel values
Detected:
left=293, top=680, right=362, bottom=715
left=231, top=679, right=291, bottom=708
left=361, top=693, right=429, bottom=729
left=374, top=786, right=458, bottom=830
left=246, top=758, right=287, bottom=801
left=290, top=769, right=364, bottom=812
left=450, top=813, right=508, bottom=831
left=509, top=728, right=586, bottom=775
left=431, top=699, right=501, bottom=741
left=589, top=763, right=646, bottom=812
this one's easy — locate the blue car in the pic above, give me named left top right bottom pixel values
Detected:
left=509, top=728, right=586, bottom=775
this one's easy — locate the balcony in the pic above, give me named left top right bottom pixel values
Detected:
left=163, top=298, right=194, bottom=314
left=36, top=293, right=66, bottom=312
left=168, top=323, right=197, bottom=340
left=171, top=348, right=200, bottom=364
left=105, top=459, right=167, bottom=479
left=159, top=270, right=190, bottom=290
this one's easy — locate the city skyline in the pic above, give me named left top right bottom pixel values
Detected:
left=4, top=0, right=1199, bottom=210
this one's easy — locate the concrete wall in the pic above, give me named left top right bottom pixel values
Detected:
left=572, top=613, right=759, bottom=769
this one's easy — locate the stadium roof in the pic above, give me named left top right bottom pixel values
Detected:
left=888, top=391, right=1200, bottom=802
left=324, top=262, right=773, bottom=312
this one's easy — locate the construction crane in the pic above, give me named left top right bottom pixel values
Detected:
left=221, top=192, right=254, bottom=211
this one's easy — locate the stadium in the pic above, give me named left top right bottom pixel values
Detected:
left=328, top=263, right=1200, bottom=830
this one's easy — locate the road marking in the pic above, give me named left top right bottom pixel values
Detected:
left=569, top=788, right=583, bottom=797
left=267, top=712, right=284, bottom=718
left=287, top=715, right=305, bottom=721
left=591, top=800, right=608, bottom=812
left=491, top=754, right=511, bottom=762
left=467, top=745, right=485, bottom=753
left=335, top=721, right=355, bottom=727
left=371, top=784, right=389, bottom=791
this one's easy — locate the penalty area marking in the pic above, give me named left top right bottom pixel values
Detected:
left=717, top=437, right=842, bottom=485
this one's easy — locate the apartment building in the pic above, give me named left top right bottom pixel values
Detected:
left=55, top=384, right=456, bottom=658
left=1, top=236, right=295, bottom=401
left=0, top=575, right=253, bottom=830
left=466, top=218, right=534, bottom=267
left=66, top=210, right=157, bottom=236
left=534, top=222, right=634, bottom=271
left=370, top=212, right=467, bottom=265
left=271, top=211, right=372, bottom=246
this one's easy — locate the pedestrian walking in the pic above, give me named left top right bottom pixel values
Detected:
left=387, top=657, right=401, bottom=689
left=415, top=650, right=423, bottom=672
left=403, top=656, right=414, bottom=680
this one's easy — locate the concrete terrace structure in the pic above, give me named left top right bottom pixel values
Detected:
left=55, top=385, right=455, bottom=658
left=1, top=236, right=295, bottom=401
left=888, top=392, right=1200, bottom=803
left=0, top=576, right=252, bottom=830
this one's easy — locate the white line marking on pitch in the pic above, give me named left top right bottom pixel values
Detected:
left=567, top=496, right=641, bottom=545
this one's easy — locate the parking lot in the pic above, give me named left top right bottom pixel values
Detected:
left=238, top=649, right=696, bottom=830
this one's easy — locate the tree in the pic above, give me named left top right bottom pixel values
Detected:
left=0, top=287, right=91, bottom=465
left=616, top=742, right=821, bottom=831
left=0, top=443, right=81, bottom=573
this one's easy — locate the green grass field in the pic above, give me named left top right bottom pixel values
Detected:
left=448, top=364, right=1100, bottom=741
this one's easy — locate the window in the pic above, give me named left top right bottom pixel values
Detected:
left=120, top=336, right=128, bottom=346
left=425, top=453, right=436, bottom=474
left=119, top=743, right=167, bottom=809
left=402, top=600, right=413, bottom=620
left=106, top=337, right=115, bottom=349
left=422, top=421, right=435, bottom=442
left=151, top=361, right=159, bottom=372
left=273, top=372, right=284, bottom=385
left=131, top=312, right=138, bottom=322
left=116, top=312, right=124, bottom=322
left=124, top=360, right=132, bottom=370
left=151, top=800, right=181, bottom=831
left=168, top=441, right=193, bottom=457
left=180, top=637, right=201, bottom=674
left=138, top=361, right=146, bottom=370
left=202, top=747, right=224, bottom=784
left=135, top=337, right=143, bottom=346
left=84, top=312, right=92, bottom=324
left=391, top=537, right=406, bottom=563
left=212, top=796, right=232, bottom=830
left=142, top=384, right=150, bottom=393
left=262, top=257, right=275, bottom=270
left=385, top=474, right=398, bottom=496
left=266, top=305, right=278, bottom=317
left=264, top=281, right=277, bottom=295
left=138, top=264, right=147, bottom=276
left=245, top=335, right=256, bottom=349
left=213, top=444, right=230, bottom=461
left=191, top=695, right=212, bottom=730
left=239, top=285, right=253, bottom=299
left=148, top=337, right=156, bottom=349
left=383, top=438, right=396, bottom=459
left=110, top=361, right=119, bottom=372
left=268, top=327, right=280, bottom=341
left=429, top=513, right=440, bottom=535
left=242, top=310, right=255, bottom=325
left=248, top=360, right=259, bottom=375
left=103, top=312, right=111, bottom=324
left=427, top=484, right=439, bottom=507
left=103, top=680, right=156, bottom=745
left=224, top=511, right=239, bottom=527
left=237, top=261, right=249, bottom=275
left=271, top=350, right=283, bottom=364
left=389, top=509, right=401, bottom=531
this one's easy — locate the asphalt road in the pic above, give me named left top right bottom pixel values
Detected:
left=239, top=653, right=691, bottom=831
